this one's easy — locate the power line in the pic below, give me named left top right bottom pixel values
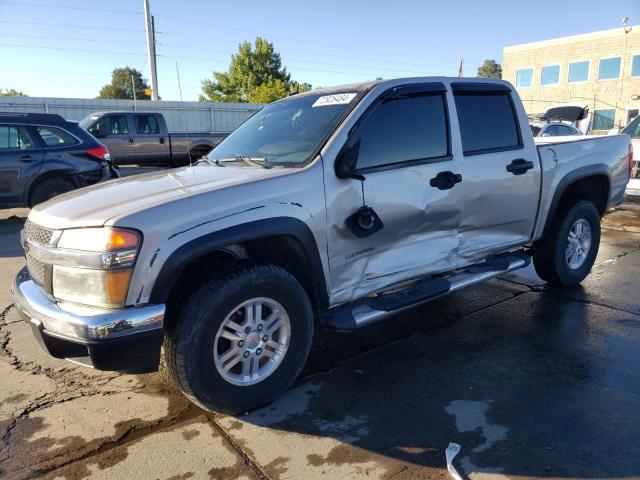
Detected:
left=0, top=34, right=145, bottom=44
left=0, top=43, right=146, bottom=56
left=153, top=13, right=461, bottom=64
left=0, top=20, right=140, bottom=32
left=0, top=1, right=141, bottom=14
left=157, top=36, right=464, bottom=69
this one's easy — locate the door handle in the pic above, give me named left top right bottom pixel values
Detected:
left=20, top=155, right=36, bottom=163
left=429, top=171, right=462, bottom=190
left=159, top=137, right=165, bottom=144
left=506, top=158, right=534, bottom=175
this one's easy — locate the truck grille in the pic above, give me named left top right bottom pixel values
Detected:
left=24, top=220, right=55, bottom=246
left=23, top=220, right=57, bottom=292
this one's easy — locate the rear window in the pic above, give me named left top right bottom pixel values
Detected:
left=134, top=115, right=160, bottom=135
left=454, top=93, right=521, bottom=155
left=36, top=127, right=79, bottom=147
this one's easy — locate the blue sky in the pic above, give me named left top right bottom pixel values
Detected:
left=1, top=0, right=638, bottom=101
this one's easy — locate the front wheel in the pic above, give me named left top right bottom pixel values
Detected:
left=533, top=200, right=601, bottom=286
left=164, top=263, right=314, bottom=413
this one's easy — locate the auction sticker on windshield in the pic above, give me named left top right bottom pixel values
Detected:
left=312, top=93, right=357, bottom=107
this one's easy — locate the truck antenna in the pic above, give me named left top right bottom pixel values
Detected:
left=175, top=61, right=192, bottom=166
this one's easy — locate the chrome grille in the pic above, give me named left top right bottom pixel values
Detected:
left=23, top=220, right=56, bottom=292
left=26, top=255, right=47, bottom=287
left=24, top=220, right=54, bottom=246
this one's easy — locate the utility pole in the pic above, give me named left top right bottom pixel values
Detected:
left=143, top=0, right=159, bottom=101
left=131, top=75, right=137, bottom=110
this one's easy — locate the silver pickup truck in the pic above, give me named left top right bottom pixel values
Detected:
left=13, top=78, right=633, bottom=413
left=79, top=112, right=227, bottom=167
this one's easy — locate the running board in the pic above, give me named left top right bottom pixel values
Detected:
left=324, top=251, right=530, bottom=331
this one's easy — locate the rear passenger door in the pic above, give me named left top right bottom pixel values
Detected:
left=451, top=83, right=540, bottom=259
left=0, top=124, right=44, bottom=207
left=131, top=114, right=170, bottom=164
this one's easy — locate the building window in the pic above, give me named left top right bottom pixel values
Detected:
left=568, top=61, right=589, bottom=83
left=593, top=109, right=616, bottom=130
left=632, top=55, right=640, bottom=77
left=515, top=68, right=533, bottom=88
left=541, top=65, right=560, bottom=85
left=598, top=57, right=621, bottom=80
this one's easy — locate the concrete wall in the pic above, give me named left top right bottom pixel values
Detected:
left=503, top=26, right=640, bottom=132
left=0, top=97, right=263, bottom=133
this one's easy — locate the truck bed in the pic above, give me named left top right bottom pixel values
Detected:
left=532, top=133, right=631, bottom=239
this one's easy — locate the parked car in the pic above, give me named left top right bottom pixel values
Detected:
left=13, top=78, right=633, bottom=413
left=530, top=121, right=582, bottom=137
left=529, top=104, right=589, bottom=138
left=79, top=112, right=227, bottom=167
left=621, top=115, right=639, bottom=178
left=0, top=113, right=116, bottom=209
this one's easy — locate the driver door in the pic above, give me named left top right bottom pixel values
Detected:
left=325, top=83, right=468, bottom=304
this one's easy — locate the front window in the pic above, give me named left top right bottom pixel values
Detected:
left=541, top=65, right=560, bottom=86
left=622, top=115, right=640, bottom=139
left=207, top=91, right=360, bottom=167
left=515, top=68, right=533, bottom=88
left=598, top=57, right=621, bottom=80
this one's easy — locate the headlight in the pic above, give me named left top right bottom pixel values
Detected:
left=52, top=228, right=141, bottom=308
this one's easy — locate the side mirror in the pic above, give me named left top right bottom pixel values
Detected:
left=541, top=132, right=551, bottom=137
left=335, top=140, right=364, bottom=180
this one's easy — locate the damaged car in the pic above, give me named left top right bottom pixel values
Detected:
left=12, top=78, right=633, bottom=413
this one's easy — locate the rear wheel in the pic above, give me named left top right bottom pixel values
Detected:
left=533, top=200, right=601, bottom=286
left=164, top=263, right=314, bottom=413
left=30, top=178, right=75, bottom=206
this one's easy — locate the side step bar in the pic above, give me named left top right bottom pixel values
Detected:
left=324, top=251, right=530, bottom=331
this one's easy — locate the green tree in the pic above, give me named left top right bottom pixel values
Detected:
left=98, top=67, right=150, bottom=100
left=200, top=37, right=310, bottom=103
left=477, top=60, right=502, bottom=79
left=0, top=88, right=27, bottom=96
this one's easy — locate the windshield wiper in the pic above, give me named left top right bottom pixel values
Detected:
left=211, top=155, right=272, bottom=168
left=195, top=156, right=217, bottom=167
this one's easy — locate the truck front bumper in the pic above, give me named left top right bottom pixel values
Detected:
left=11, top=267, right=165, bottom=373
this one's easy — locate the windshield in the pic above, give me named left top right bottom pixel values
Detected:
left=79, top=115, right=99, bottom=130
left=207, top=92, right=360, bottom=167
left=622, top=116, right=640, bottom=139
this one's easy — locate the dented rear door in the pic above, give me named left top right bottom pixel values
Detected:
left=450, top=83, right=540, bottom=259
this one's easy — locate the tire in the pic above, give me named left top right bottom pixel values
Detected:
left=30, top=178, right=75, bottom=206
left=533, top=200, right=601, bottom=286
left=164, top=263, right=314, bottom=413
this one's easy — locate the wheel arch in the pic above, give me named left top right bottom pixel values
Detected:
left=149, top=217, right=329, bottom=314
left=539, top=164, right=610, bottom=239
left=28, top=171, right=78, bottom=207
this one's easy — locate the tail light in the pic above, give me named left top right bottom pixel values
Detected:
left=628, top=143, right=634, bottom=179
left=86, top=145, right=110, bottom=161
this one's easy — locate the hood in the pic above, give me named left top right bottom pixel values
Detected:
left=29, top=164, right=292, bottom=229
left=542, top=104, right=589, bottom=124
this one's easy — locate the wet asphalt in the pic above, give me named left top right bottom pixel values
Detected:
left=0, top=204, right=639, bottom=479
